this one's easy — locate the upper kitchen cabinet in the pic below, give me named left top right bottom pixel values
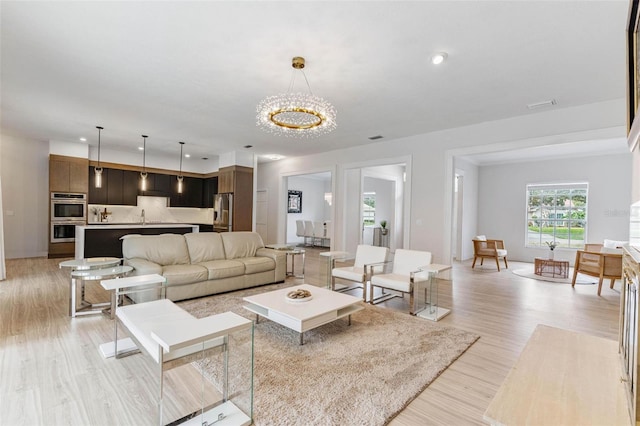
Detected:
left=88, top=166, right=108, bottom=204
left=139, top=172, right=171, bottom=197
left=88, top=167, right=138, bottom=206
left=203, top=176, right=219, bottom=208
left=218, top=169, right=234, bottom=193
left=170, top=176, right=204, bottom=207
left=50, top=155, right=88, bottom=193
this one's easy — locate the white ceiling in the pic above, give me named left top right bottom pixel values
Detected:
left=0, top=1, right=630, bottom=166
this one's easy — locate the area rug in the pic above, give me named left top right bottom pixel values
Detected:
left=512, top=266, right=597, bottom=284
left=178, top=283, right=479, bottom=426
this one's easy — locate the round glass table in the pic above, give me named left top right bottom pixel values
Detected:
left=59, top=257, right=131, bottom=317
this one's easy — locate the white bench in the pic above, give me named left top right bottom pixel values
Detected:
left=115, top=299, right=253, bottom=425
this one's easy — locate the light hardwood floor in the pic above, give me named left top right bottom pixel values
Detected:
left=0, top=250, right=621, bottom=425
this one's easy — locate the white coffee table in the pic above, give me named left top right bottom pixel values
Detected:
left=243, top=284, right=363, bottom=345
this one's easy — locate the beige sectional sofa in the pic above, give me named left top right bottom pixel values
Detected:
left=122, top=231, right=286, bottom=302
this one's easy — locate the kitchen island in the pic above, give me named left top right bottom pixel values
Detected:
left=75, top=224, right=199, bottom=259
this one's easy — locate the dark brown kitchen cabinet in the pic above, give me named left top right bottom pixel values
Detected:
left=140, top=172, right=171, bottom=197
left=88, top=166, right=108, bottom=204
left=122, top=170, right=139, bottom=205
left=203, top=177, right=218, bottom=208
left=106, top=169, right=124, bottom=205
left=88, top=167, right=137, bottom=206
left=170, top=176, right=204, bottom=207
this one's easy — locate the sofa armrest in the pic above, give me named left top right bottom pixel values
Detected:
left=124, top=258, right=163, bottom=276
left=256, top=248, right=287, bottom=281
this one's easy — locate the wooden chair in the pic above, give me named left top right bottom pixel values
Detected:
left=472, top=236, right=508, bottom=271
left=572, top=245, right=623, bottom=295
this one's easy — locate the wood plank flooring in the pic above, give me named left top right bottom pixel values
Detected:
left=0, top=249, right=621, bottom=425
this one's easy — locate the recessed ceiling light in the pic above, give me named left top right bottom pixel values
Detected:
left=244, top=145, right=253, bottom=149
left=201, top=157, right=208, bottom=160
left=527, top=99, right=557, bottom=110
left=431, top=52, right=448, bottom=65
left=185, top=154, right=190, bottom=158
left=368, top=135, right=384, bottom=140
left=265, top=154, right=284, bottom=161
left=79, top=137, right=87, bottom=142
left=138, top=146, right=144, bottom=151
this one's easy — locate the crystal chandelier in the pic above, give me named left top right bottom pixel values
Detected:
left=257, top=56, right=337, bottom=138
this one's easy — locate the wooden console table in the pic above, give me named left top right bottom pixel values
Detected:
left=484, top=324, right=629, bottom=425
left=534, top=257, right=569, bottom=278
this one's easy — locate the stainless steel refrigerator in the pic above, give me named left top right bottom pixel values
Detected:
left=213, top=193, right=233, bottom=232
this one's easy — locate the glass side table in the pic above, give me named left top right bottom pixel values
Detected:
left=319, top=251, right=350, bottom=289
left=59, top=257, right=127, bottom=317
left=414, top=263, right=452, bottom=321
left=286, top=248, right=306, bottom=278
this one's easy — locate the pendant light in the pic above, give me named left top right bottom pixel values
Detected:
left=94, top=126, right=103, bottom=188
left=177, top=142, right=185, bottom=194
left=140, top=135, right=148, bottom=191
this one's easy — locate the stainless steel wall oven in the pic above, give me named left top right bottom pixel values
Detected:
left=51, top=221, right=84, bottom=243
left=51, top=192, right=87, bottom=221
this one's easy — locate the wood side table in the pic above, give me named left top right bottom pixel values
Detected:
left=534, top=257, right=569, bottom=278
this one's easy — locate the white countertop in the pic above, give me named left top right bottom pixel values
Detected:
left=80, top=223, right=200, bottom=229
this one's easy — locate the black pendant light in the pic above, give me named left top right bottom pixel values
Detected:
left=177, top=141, right=185, bottom=194
left=94, top=126, right=103, bottom=188
left=140, top=135, right=148, bottom=191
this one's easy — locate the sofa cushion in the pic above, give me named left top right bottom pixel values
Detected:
left=184, top=232, right=226, bottom=263
left=221, top=232, right=265, bottom=259
left=237, top=257, right=276, bottom=275
left=197, top=259, right=246, bottom=280
left=123, top=234, right=191, bottom=266
left=162, top=264, right=208, bottom=286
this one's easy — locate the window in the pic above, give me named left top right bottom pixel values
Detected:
left=526, top=183, right=588, bottom=249
left=363, top=192, right=376, bottom=225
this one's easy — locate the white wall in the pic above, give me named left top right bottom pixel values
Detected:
left=453, top=157, right=479, bottom=261
left=286, top=175, right=331, bottom=244
left=1, top=133, right=49, bottom=258
left=257, top=99, right=627, bottom=264
left=477, top=153, right=631, bottom=263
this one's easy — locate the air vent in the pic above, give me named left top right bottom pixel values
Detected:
left=368, top=135, right=384, bottom=140
left=527, top=99, right=557, bottom=110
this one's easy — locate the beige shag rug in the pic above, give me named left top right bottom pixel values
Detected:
left=178, top=283, right=479, bottom=426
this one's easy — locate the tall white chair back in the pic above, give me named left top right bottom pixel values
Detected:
left=304, top=220, right=315, bottom=246
left=313, top=221, right=325, bottom=246
left=296, top=220, right=305, bottom=238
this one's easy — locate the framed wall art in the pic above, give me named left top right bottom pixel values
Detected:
left=288, top=190, right=302, bottom=213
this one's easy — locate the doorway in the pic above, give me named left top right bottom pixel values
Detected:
left=284, top=172, right=333, bottom=246
left=342, top=161, right=408, bottom=255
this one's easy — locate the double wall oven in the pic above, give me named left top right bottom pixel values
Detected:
left=50, top=192, right=86, bottom=243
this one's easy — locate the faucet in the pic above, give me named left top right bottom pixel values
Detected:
left=141, top=209, right=145, bottom=225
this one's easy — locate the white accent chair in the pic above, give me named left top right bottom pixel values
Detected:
left=295, top=220, right=306, bottom=244
left=369, top=249, right=432, bottom=315
left=471, top=235, right=508, bottom=271
left=331, top=244, right=389, bottom=301
left=304, top=220, right=315, bottom=246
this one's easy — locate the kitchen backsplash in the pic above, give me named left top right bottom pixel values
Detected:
left=89, top=196, right=213, bottom=224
